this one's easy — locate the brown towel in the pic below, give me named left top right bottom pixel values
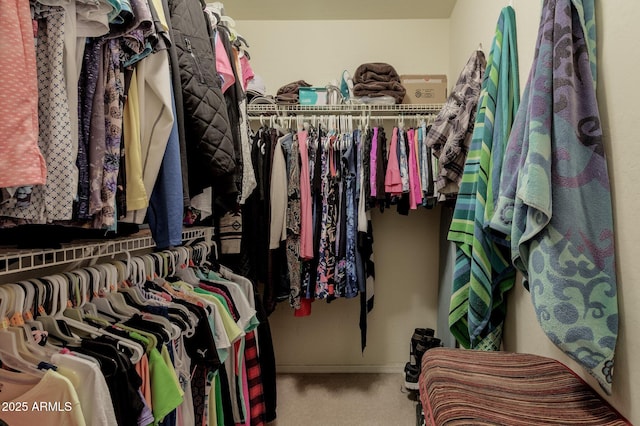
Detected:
left=352, top=63, right=405, bottom=103
left=353, top=81, right=406, bottom=103
left=276, top=80, right=312, bottom=104
left=353, top=63, right=401, bottom=83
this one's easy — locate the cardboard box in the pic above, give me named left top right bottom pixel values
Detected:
left=401, top=74, right=448, bottom=104
left=299, top=87, right=328, bottom=105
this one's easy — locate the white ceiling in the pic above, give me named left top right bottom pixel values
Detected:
left=219, top=0, right=458, bottom=21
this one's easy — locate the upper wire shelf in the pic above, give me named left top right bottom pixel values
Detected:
left=246, top=103, right=444, bottom=115
left=0, top=226, right=213, bottom=277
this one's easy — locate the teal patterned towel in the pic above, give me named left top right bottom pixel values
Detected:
left=490, top=0, right=619, bottom=393
left=448, top=6, right=520, bottom=350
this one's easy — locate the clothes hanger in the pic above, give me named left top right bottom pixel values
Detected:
left=125, top=255, right=182, bottom=341
left=32, top=276, right=82, bottom=346
left=52, top=272, right=144, bottom=363
left=0, top=330, right=44, bottom=377
left=5, top=284, right=55, bottom=359
left=143, top=254, right=158, bottom=281
left=173, top=246, right=203, bottom=284
left=88, top=264, right=130, bottom=322
left=155, top=249, right=198, bottom=331
left=118, top=257, right=150, bottom=305
left=80, top=267, right=108, bottom=320
left=151, top=253, right=169, bottom=278
left=16, top=280, right=51, bottom=348
left=98, top=263, right=139, bottom=317
left=0, top=288, right=45, bottom=376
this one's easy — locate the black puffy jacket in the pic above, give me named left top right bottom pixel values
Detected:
left=167, top=0, right=236, bottom=198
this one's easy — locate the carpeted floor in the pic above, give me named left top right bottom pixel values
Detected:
left=268, top=373, right=419, bottom=426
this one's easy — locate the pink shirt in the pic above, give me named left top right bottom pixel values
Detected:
left=239, top=54, right=255, bottom=91
left=0, top=1, right=47, bottom=187
left=215, top=33, right=235, bottom=93
left=384, top=127, right=402, bottom=195
left=370, top=127, right=379, bottom=197
left=298, top=131, right=314, bottom=260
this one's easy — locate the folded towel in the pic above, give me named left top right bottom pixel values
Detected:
left=276, top=80, right=312, bottom=104
left=353, top=62, right=401, bottom=83
left=490, top=0, right=618, bottom=394
left=353, top=62, right=406, bottom=103
left=353, top=81, right=406, bottom=103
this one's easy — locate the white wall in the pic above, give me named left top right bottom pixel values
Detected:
left=235, top=19, right=450, bottom=95
left=449, top=1, right=640, bottom=423
left=268, top=208, right=442, bottom=372
left=235, top=19, right=449, bottom=371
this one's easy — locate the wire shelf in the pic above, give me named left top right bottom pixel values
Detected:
left=0, top=226, right=213, bottom=277
left=246, top=103, right=444, bottom=115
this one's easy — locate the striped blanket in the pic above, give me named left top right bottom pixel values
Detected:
left=490, top=0, right=619, bottom=393
left=448, top=6, right=520, bottom=350
left=419, top=348, right=630, bottom=425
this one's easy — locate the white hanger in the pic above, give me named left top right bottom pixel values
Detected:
left=32, top=276, right=82, bottom=347
left=0, top=331, right=44, bottom=377
left=5, top=284, right=54, bottom=359
left=132, top=257, right=147, bottom=285
left=16, top=280, right=50, bottom=345
left=90, top=266, right=129, bottom=322
left=48, top=272, right=144, bottom=363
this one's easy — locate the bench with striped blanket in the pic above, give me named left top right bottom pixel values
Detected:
left=419, top=348, right=631, bottom=425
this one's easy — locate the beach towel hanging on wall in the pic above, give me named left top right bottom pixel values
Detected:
left=490, top=0, right=619, bottom=394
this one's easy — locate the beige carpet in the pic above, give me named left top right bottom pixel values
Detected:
left=268, top=373, right=419, bottom=426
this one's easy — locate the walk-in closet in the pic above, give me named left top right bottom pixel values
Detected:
left=1, top=0, right=638, bottom=425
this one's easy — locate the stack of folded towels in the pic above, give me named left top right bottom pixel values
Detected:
left=353, top=62, right=406, bottom=104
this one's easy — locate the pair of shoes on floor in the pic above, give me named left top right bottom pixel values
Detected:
left=404, top=328, right=442, bottom=391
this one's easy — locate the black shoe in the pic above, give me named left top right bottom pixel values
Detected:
left=404, top=367, right=421, bottom=391
left=421, top=336, right=442, bottom=349
left=405, top=328, right=435, bottom=373
left=404, top=341, right=429, bottom=390
left=404, top=338, right=443, bottom=391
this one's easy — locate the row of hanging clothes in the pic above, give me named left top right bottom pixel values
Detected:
left=1, top=0, right=254, bottom=251
left=0, top=241, right=277, bottom=426
left=216, top=112, right=437, bottom=350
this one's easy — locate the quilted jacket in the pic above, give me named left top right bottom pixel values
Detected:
left=167, top=0, right=236, bottom=198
